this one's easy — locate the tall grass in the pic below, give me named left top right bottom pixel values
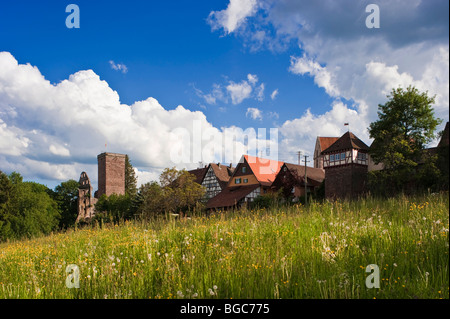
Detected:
left=0, top=193, right=448, bottom=299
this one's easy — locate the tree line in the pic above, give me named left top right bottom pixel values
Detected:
left=1, top=85, right=448, bottom=242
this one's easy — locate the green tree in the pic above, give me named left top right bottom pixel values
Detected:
left=125, top=155, right=138, bottom=198
left=52, top=179, right=79, bottom=229
left=368, top=86, right=442, bottom=193
left=94, top=193, right=132, bottom=223
left=138, top=181, right=165, bottom=218
left=0, top=172, right=60, bottom=241
left=159, top=167, right=205, bottom=214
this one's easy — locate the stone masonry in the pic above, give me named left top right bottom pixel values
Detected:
left=97, top=152, right=126, bottom=198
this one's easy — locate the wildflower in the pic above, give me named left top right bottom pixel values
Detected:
left=393, top=263, right=397, bottom=267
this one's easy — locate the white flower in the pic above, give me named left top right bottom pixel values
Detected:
left=213, top=285, right=218, bottom=290
left=393, top=263, right=397, bottom=267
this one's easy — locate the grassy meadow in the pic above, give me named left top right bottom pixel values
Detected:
left=0, top=193, right=448, bottom=299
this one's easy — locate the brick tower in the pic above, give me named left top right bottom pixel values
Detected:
left=97, top=152, right=126, bottom=198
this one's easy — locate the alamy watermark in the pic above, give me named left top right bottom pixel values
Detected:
left=366, top=4, right=380, bottom=29
left=65, top=264, right=80, bottom=289
left=365, top=264, right=380, bottom=289
left=66, top=4, right=80, bottom=29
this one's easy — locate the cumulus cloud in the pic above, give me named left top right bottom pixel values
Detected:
left=289, top=55, right=340, bottom=97
left=208, top=0, right=258, bottom=34
left=209, top=0, right=449, bottom=154
left=109, top=60, right=128, bottom=74
left=246, top=107, right=263, bottom=121
left=226, top=80, right=253, bottom=105
left=198, top=73, right=266, bottom=106
left=0, top=52, right=273, bottom=188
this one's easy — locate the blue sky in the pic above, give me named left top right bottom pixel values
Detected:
left=0, top=0, right=448, bottom=189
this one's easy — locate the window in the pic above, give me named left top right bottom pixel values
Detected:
left=235, top=178, right=241, bottom=184
left=243, top=178, right=248, bottom=184
left=335, top=153, right=340, bottom=161
left=283, top=166, right=287, bottom=172
left=330, top=154, right=335, bottom=162
left=358, top=152, right=366, bottom=160
left=341, top=152, right=345, bottom=160
left=242, top=166, right=247, bottom=173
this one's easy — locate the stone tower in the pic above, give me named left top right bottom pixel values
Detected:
left=321, top=131, right=369, bottom=199
left=97, top=152, right=126, bottom=198
left=77, top=172, right=97, bottom=221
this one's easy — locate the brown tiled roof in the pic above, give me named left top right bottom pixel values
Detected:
left=284, top=163, right=325, bottom=186
left=210, top=163, right=234, bottom=189
left=188, top=167, right=208, bottom=184
left=322, top=131, right=369, bottom=154
left=206, top=184, right=259, bottom=209
left=318, top=137, right=339, bottom=152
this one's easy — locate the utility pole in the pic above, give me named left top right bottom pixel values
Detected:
left=297, top=151, right=302, bottom=165
left=302, top=155, right=310, bottom=205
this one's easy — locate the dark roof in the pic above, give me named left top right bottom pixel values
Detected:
left=322, top=131, right=369, bottom=154
left=283, top=163, right=325, bottom=186
left=438, top=122, right=449, bottom=148
left=210, top=163, right=234, bottom=189
left=188, top=167, right=208, bottom=184
left=317, top=137, right=339, bottom=152
left=206, top=184, right=259, bottom=209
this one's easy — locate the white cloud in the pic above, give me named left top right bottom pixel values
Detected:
left=270, top=89, right=279, bottom=100
left=109, top=60, right=128, bottom=74
left=208, top=0, right=258, bottom=34
left=209, top=0, right=449, bottom=153
left=247, top=73, right=259, bottom=85
left=246, top=107, right=263, bottom=120
left=289, top=54, right=340, bottom=97
left=256, top=83, right=265, bottom=101
left=0, top=52, right=275, bottom=187
left=226, top=80, right=253, bottom=105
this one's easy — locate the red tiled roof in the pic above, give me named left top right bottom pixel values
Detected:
left=206, top=184, right=259, bottom=209
left=322, top=132, right=369, bottom=154
left=318, top=137, right=339, bottom=152
left=244, top=155, right=284, bottom=185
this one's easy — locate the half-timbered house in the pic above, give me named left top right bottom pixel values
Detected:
left=206, top=155, right=284, bottom=210
left=321, top=131, right=370, bottom=199
left=271, top=163, right=325, bottom=200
